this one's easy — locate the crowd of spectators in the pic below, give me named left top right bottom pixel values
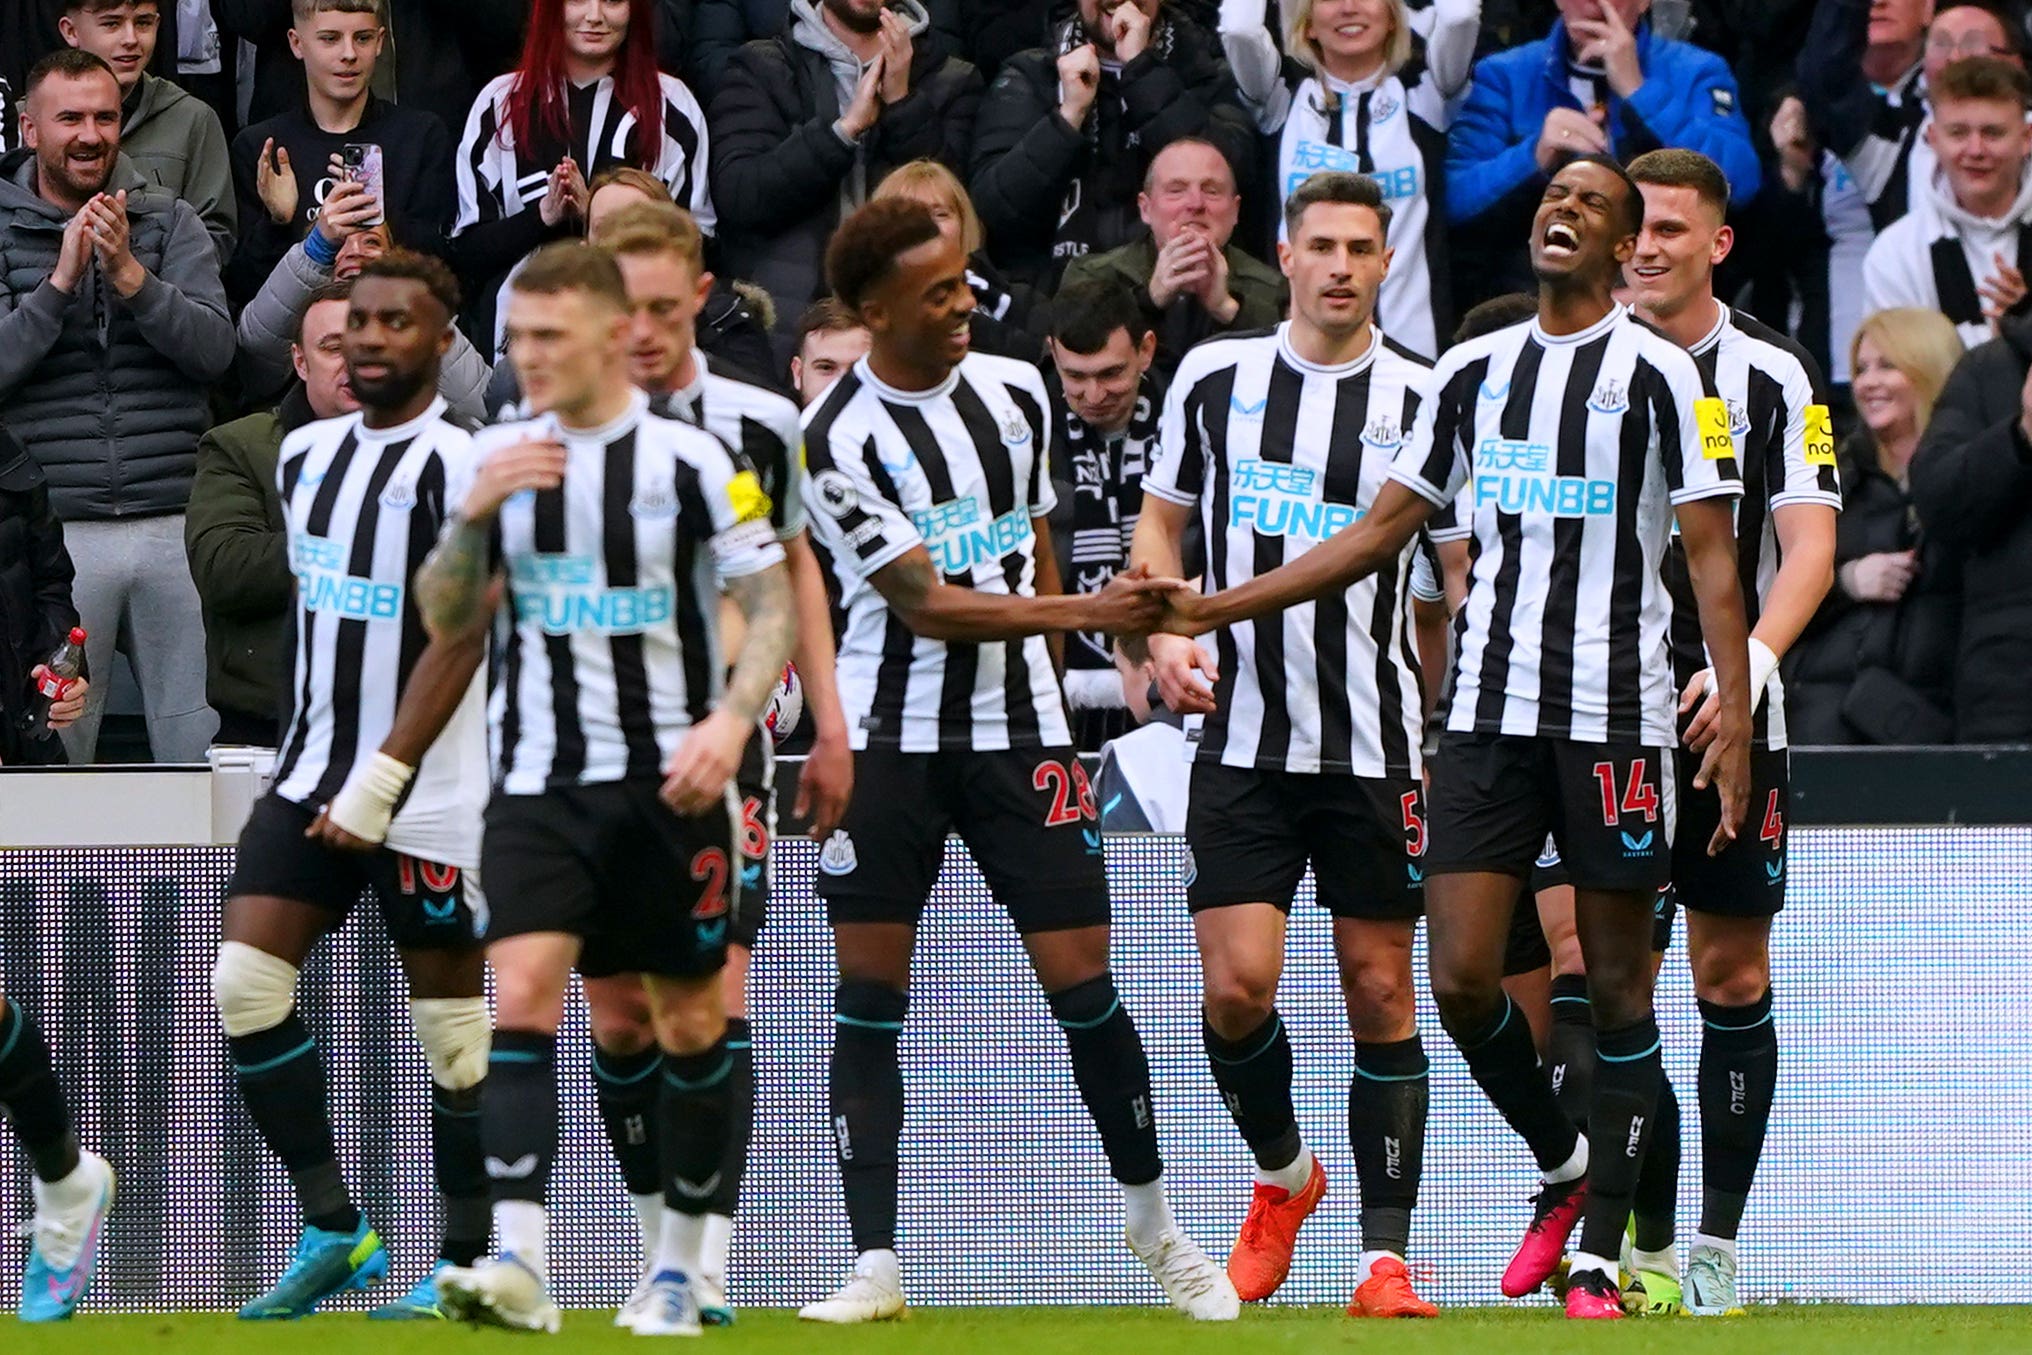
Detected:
left=2, top=0, right=2032, bottom=760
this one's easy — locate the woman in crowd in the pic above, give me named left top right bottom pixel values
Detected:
left=872, top=159, right=1046, bottom=361
left=452, top=0, right=715, bottom=354
left=1786, top=308, right=1965, bottom=745
left=1220, top=0, right=1479, bottom=358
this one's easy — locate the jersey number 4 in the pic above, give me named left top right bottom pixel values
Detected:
left=1759, top=790, right=1784, bottom=847
left=1592, top=761, right=1660, bottom=826
left=1035, top=759, right=1099, bottom=827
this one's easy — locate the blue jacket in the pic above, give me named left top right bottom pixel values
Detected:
left=1445, top=19, right=1761, bottom=227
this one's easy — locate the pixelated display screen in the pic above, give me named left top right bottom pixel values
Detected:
left=0, top=828, right=2026, bottom=1310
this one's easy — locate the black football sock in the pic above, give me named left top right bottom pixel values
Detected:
left=0, top=999, right=80, bottom=1182
left=432, top=1081, right=489, bottom=1266
left=1203, top=1010, right=1302, bottom=1172
left=230, top=1012, right=358, bottom=1233
left=1577, top=1016, right=1663, bottom=1262
left=832, top=980, right=907, bottom=1253
left=708, top=1017, right=755, bottom=1217
left=591, top=1041, right=664, bottom=1197
left=660, top=1039, right=732, bottom=1217
left=1447, top=994, right=1580, bottom=1174
left=1548, top=973, right=1595, bottom=1130
left=1048, top=975, right=1162, bottom=1186
left=1698, top=989, right=1777, bottom=1241
left=1350, top=1035, right=1428, bottom=1257
left=482, top=1029, right=557, bottom=1207
left=1632, top=1070, right=1679, bottom=1254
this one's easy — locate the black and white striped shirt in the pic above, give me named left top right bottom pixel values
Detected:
left=1222, top=0, right=1479, bottom=359
left=655, top=351, right=808, bottom=545
left=454, top=70, right=714, bottom=355
left=1390, top=306, right=1742, bottom=747
left=801, top=354, right=1070, bottom=753
left=1666, top=305, right=1843, bottom=752
left=454, top=71, right=714, bottom=238
left=273, top=399, right=490, bottom=867
left=1147, top=323, right=1435, bottom=777
left=469, top=391, right=785, bottom=795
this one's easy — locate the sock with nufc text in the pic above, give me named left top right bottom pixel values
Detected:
left=1698, top=989, right=1777, bottom=1241
left=1350, top=1035, right=1428, bottom=1257
left=1448, top=993, right=1580, bottom=1174
left=1548, top=973, right=1595, bottom=1129
left=831, top=981, right=907, bottom=1253
left=1049, top=975, right=1163, bottom=1187
left=1576, top=1017, right=1663, bottom=1262
left=1632, top=1070, right=1680, bottom=1254
left=1203, top=1010, right=1303, bottom=1174
left=592, top=1041, right=664, bottom=1198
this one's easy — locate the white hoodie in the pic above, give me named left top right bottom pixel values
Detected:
left=1863, top=153, right=2032, bottom=350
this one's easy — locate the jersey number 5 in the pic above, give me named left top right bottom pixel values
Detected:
left=1399, top=791, right=1427, bottom=858
left=1592, top=760, right=1659, bottom=826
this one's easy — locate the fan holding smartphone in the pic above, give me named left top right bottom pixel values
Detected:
left=340, top=143, right=387, bottom=228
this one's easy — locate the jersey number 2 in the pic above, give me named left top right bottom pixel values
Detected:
left=689, top=848, right=729, bottom=920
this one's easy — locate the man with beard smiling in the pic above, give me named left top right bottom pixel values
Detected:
left=214, top=251, right=494, bottom=1322
left=1154, top=155, right=1755, bottom=1319
left=0, top=47, right=232, bottom=765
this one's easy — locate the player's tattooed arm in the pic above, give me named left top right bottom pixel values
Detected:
left=661, top=558, right=796, bottom=817
left=722, top=561, right=799, bottom=725
left=415, top=516, right=503, bottom=643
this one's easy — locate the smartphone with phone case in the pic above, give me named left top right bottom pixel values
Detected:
left=339, top=143, right=386, bottom=227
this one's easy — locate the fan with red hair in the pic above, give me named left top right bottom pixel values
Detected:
left=504, top=0, right=665, bottom=167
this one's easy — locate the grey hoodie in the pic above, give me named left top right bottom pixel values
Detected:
left=789, top=0, right=931, bottom=207
left=121, top=71, right=236, bottom=265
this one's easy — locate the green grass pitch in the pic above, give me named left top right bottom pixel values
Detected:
left=10, top=1306, right=2032, bottom=1353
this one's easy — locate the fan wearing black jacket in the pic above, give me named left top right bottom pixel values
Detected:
left=224, top=1, right=453, bottom=306
left=708, top=0, right=981, bottom=362
left=968, top=0, right=1256, bottom=290
left=0, top=428, right=85, bottom=767
left=1910, top=308, right=2032, bottom=742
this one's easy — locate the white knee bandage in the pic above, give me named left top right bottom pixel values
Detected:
left=411, top=997, right=491, bottom=1090
left=211, top=941, right=301, bottom=1037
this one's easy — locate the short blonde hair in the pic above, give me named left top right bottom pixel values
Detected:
left=872, top=160, right=983, bottom=256
left=1284, top=0, right=1414, bottom=83
left=590, top=199, right=705, bottom=274
left=1850, top=308, right=1965, bottom=435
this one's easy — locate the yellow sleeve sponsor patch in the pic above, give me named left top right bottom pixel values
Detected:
left=727, top=469, right=773, bottom=525
left=1695, top=397, right=1736, bottom=461
left=1802, top=404, right=1836, bottom=467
